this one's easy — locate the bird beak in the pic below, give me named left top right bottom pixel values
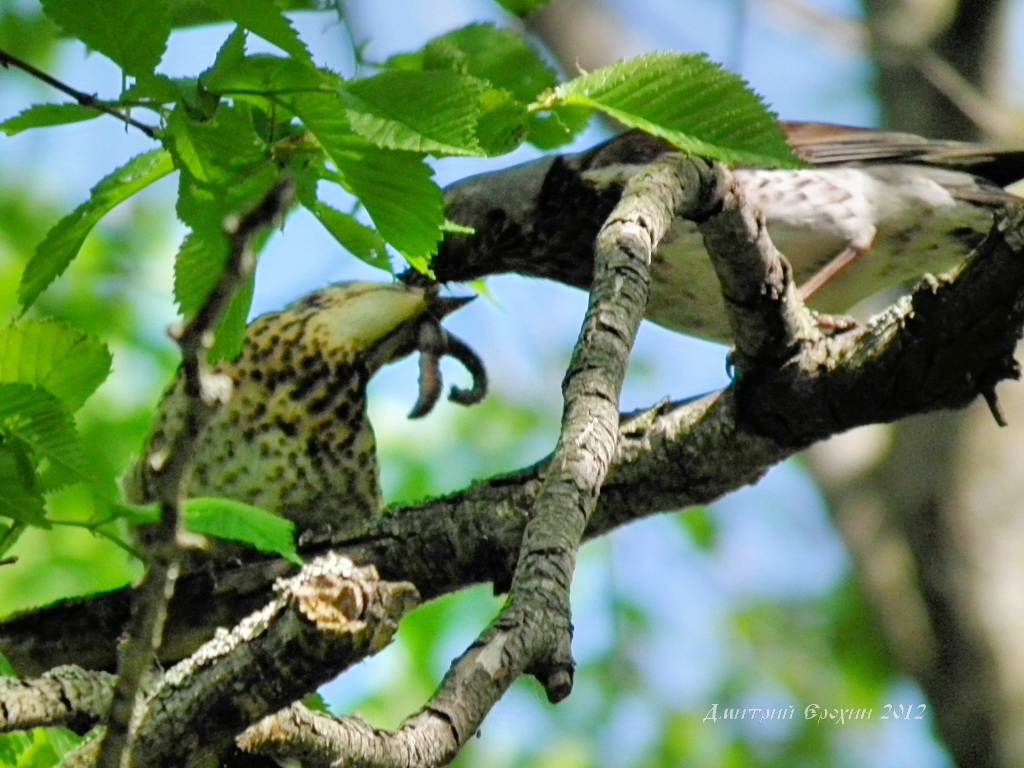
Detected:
left=430, top=294, right=475, bottom=318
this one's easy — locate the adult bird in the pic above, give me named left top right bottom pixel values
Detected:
left=126, top=280, right=486, bottom=545
left=434, top=123, right=1024, bottom=342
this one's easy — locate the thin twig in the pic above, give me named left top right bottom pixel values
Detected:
left=96, top=179, right=295, bottom=768
left=0, top=48, right=158, bottom=138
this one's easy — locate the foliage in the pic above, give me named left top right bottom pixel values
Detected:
left=0, top=0, right=794, bottom=565
left=0, top=1, right=846, bottom=767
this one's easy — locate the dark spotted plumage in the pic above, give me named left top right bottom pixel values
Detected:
left=126, top=281, right=485, bottom=543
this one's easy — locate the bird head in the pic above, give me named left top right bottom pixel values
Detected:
left=291, top=281, right=486, bottom=417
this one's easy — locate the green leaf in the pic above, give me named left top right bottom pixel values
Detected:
left=332, top=150, right=444, bottom=271
left=339, top=71, right=487, bottom=156
left=164, top=103, right=267, bottom=186
left=19, top=149, right=175, bottom=310
left=472, top=86, right=530, bottom=155
left=122, top=72, right=190, bottom=105
left=307, top=202, right=391, bottom=271
left=302, top=692, right=331, bottom=714
left=41, top=0, right=171, bottom=77
left=416, top=24, right=556, bottom=105
left=0, top=320, right=112, bottom=412
left=288, top=94, right=445, bottom=267
left=198, top=0, right=312, bottom=65
left=385, top=25, right=545, bottom=152
left=184, top=497, right=300, bottom=563
left=168, top=103, right=282, bottom=363
left=0, top=103, right=102, bottom=136
left=202, top=51, right=328, bottom=96
left=0, top=442, right=46, bottom=526
left=0, top=726, right=80, bottom=768
left=527, top=106, right=590, bottom=150
left=0, top=384, right=90, bottom=485
left=494, top=0, right=552, bottom=14
left=677, top=506, right=717, bottom=551
left=541, top=52, right=800, bottom=167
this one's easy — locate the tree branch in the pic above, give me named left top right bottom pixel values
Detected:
left=0, top=48, right=158, bottom=138
left=98, top=180, right=295, bottom=768
left=0, top=667, right=114, bottom=735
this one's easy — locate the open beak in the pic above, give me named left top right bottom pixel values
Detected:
left=430, top=294, right=475, bottom=318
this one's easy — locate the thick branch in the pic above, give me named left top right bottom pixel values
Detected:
left=5, top=557, right=415, bottom=768
left=0, top=667, right=113, bottom=735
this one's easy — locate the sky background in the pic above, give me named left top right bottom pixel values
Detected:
left=3, top=0, right=1019, bottom=764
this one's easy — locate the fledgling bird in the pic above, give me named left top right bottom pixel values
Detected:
left=434, top=123, right=1024, bottom=342
left=126, top=281, right=486, bottom=543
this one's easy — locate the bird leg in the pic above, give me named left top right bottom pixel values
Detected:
left=408, top=319, right=488, bottom=419
left=798, top=242, right=869, bottom=301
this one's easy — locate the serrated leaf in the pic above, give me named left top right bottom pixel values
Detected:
left=544, top=52, right=800, bottom=167
left=41, top=0, right=171, bottom=77
left=0, top=320, right=111, bottom=412
left=184, top=497, right=300, bottom=563
left=20, top=149, right=175, bottom=310
left=420, top=24, right=556, bottom=104
left=197, top=0, right=312, bottom=65
left=202, top=52, right=328, bottom=96
left=0, top=442, right=46, bottom=526
left=0, top=384, right=90, bottom=485
left=288, top=94, right=444, bottom=267
left=0, top=103, right=102, bottom=136
left=164, top=103, right=266, bottom=186
left=473, top=86, right=529, bottom=155
left=332, top=150, right=444, bottom=270
left=308, top=202, right=390, bottom=271
left=339, top=71, right=486, bottom=156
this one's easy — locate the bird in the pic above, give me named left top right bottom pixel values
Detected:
left=433, top=122, right=1024, bottom=343
left=125, top=280, right=486, bottom=545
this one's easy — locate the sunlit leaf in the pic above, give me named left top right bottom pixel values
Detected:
left=184, top=497, right=300, bottom=563
left=201, top=0, right=312, bottom=65
left=19, top=149, right=175, bottom=310
left=340, top=70, right=487, bottom=156
left=0, top=319, right=112, bottom=412
left=0, top=384, right=90, bottom=484
left=307, top=202, right=391, bottom=272
left=0, top=103, right=101, bottom=136
left=333, top=149, right=443, bottom=271
left=541, top=52, right=800, bottom=167
left=41, top=0, right=171, bottom=76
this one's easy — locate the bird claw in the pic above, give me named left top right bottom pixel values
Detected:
left=408, top=320, right=488, bottom=419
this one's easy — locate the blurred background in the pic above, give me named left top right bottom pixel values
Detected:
left=1, top=0, right=1023, bottom=765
